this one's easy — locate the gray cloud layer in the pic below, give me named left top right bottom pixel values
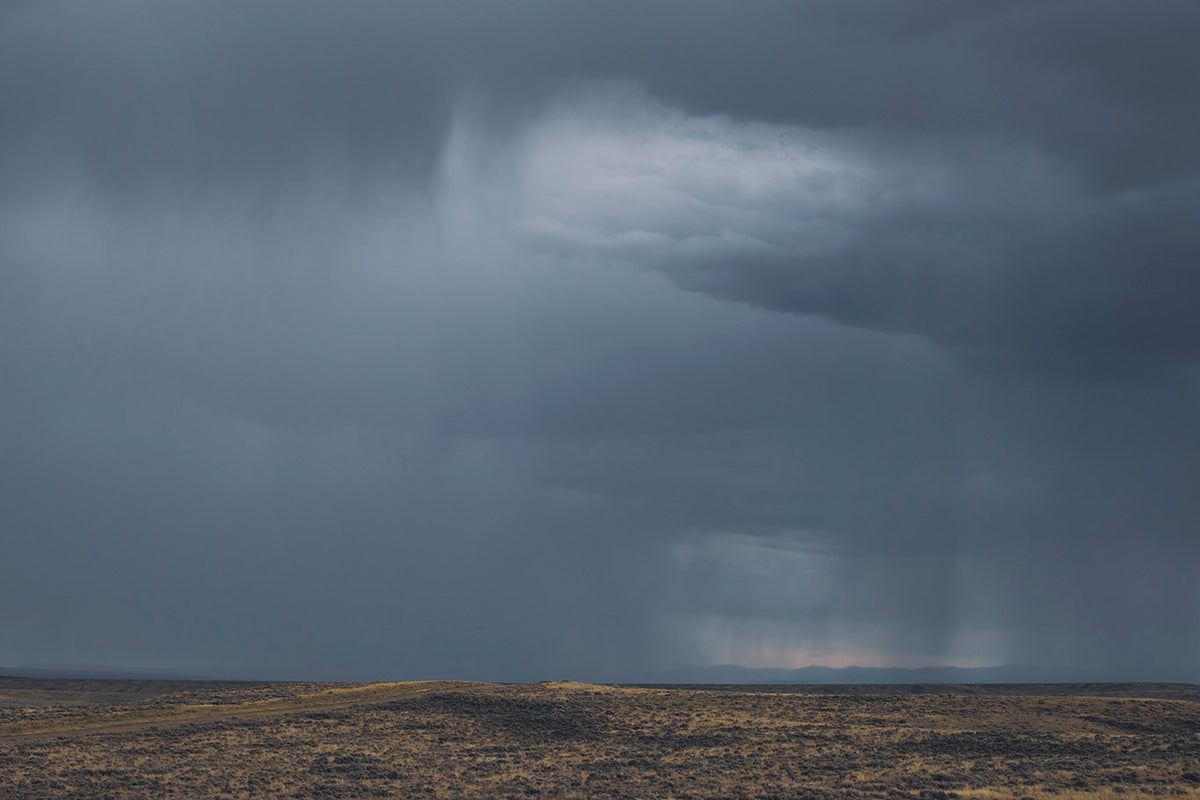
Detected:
left=3, top=1, right=1198, bottom=680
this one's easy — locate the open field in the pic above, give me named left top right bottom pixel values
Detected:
left=1, top=679, right=1198, bottom=800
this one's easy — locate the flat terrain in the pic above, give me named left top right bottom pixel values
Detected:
left=2, top=678, right=1198, bottom=800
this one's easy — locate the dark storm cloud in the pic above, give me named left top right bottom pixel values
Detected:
left=10, top=1, right=1197, bottom=183
left=2, top=1, right=1199, bottom=680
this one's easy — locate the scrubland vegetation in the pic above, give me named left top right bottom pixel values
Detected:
left=2, top=678, right=1198, bottom=800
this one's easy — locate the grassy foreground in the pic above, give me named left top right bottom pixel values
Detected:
left=0, top=680, right=473, bottom=738
left=1, top=678, right=1198, bottom=799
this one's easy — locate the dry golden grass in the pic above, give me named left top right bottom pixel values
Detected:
left=1, top=680, right=1198, bottom=799
left=0, top=680, right=474, bottom=737
left=960, top=789, right=1200, bottom=800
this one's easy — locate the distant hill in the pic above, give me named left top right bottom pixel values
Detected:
left=6, top=662, right=1195, bottom=686
left=620, top=664, right=1198, bottom=685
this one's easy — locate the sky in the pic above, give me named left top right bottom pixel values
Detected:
left=2, top=0, right=1199, bottom=682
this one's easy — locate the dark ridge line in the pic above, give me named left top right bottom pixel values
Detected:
left=617, top=682, right=1200, bottom=701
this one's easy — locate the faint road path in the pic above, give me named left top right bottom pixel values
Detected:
left=0, top=681, right=479, bottom=741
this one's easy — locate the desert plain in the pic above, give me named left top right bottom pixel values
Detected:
left=1, top=677, right=1198, bottom=800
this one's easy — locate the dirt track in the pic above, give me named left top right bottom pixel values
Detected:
left=0, top=680, right=476, bottom=741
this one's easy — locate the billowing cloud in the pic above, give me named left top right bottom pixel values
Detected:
left=439, top=84, right=1200, bottom=376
